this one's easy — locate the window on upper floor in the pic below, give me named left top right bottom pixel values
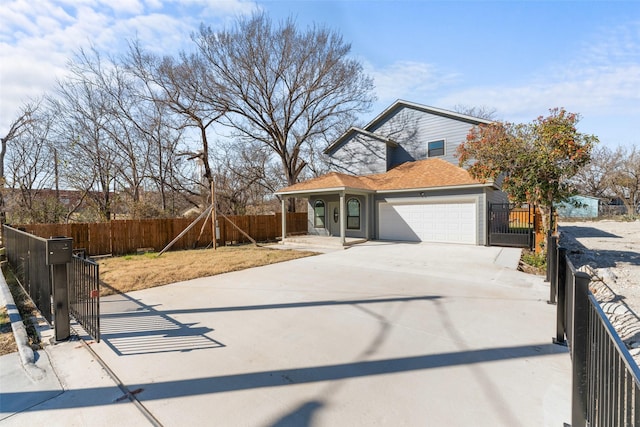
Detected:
left=428, top=139, right=445, bottom=157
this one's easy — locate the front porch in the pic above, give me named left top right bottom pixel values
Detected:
left=278, top=189, right=372, bottom=247
left=280, top=235, right=368, bottom=250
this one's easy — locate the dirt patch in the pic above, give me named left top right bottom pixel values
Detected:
left=99, top=245, right=317, bottom=295
left=0, top=306, right=18, bottom=356
left=559, top=220, right=640, bottom=362
left=0, top=269, right=41, bottom=355
left=559, top=220, right=640, bottom=313
left=518, top=250, right=546, bottom=276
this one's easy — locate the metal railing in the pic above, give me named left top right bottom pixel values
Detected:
left=70, top=253, right=100, bottom=342
left=550, top=240, right=640, bottom=426
left=3, top=225, right=53, bottom=322
left=3, top=225, right=101, bottom=342
left=586, top=292, right=640, bottom=425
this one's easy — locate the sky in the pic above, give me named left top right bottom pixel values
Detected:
left=1, top=0, right=639, bottom=149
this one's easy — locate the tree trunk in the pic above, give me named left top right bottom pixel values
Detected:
left=287, top=197, right=296, bottom=213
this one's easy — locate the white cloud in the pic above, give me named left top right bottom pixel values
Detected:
left=364, top=19, right=640, bottom=147
left=366, top=60, right=461, bottom=107
left=0, top=0, right=258, bottom=136
left=436, top=21, right=640, bottom=145
left=436, top=63, right=640, bottom=120
left=101, top=0, right=145, bottom=15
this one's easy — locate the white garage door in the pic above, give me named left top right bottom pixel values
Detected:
left=378, top=201, right=477, bottom=244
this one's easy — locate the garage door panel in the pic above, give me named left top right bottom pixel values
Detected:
left=377, top=204, right=421, bottom=241
left=378, top=202, right=476, bottom=244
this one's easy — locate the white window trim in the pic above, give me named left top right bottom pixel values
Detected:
left=346, top=197, right=362, bottom=231
left=427, top=139, right=446, bottom=158
left=313, top=199, right=326, bottom=229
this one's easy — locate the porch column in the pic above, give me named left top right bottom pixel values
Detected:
left=365, top=194, right=370, bottom=239
left=339, top=192, right=346, bottom=245
left=281, top=198, right=287, bottom=240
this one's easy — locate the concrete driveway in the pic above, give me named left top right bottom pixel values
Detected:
left=4, top=242, right=571, bottom=426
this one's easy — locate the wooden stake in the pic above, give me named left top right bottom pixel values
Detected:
left=219, top=211, right=259, bottom=247
left=196, top=204, right=213, bottom=246
left=157, top=205, right=212, bottom=257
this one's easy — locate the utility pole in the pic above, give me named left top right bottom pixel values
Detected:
left=211, top=180, right=217, bottom=250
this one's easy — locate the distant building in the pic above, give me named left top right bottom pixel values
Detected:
left=555, top=195, right=600, bottom=219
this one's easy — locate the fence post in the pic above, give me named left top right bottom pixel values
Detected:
left=547, top=234, right=558, bottom=304
left=553, top=247, right=568, bottom=345
left=571, top=271, right=591, bottom=427
left=46, top=237, right=73, bottom=341
left=545, top=230, right=552, bottom=282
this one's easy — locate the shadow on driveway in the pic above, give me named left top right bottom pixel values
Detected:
left=1, top=341, right=564, bottom=411
left=100, top=293, right=225, bottom=356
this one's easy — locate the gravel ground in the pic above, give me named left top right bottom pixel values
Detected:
left=558, top=220, right=640, bottom=364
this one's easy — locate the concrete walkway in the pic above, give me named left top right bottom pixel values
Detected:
left=1, top=242, right=570, bottom=426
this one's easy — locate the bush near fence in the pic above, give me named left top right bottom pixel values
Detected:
left=13, top=212, right=308, bottom=256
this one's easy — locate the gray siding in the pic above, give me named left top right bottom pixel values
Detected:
left=370, top=106, right=478, bottom=169
left=328, top=134, right=387, bottom=175
left=486, top=189, right=509, bottom=205
left=308, top=194, right=369, bottom=238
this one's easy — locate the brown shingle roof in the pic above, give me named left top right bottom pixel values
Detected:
left=277, top=172, right=375, bottom=193
left=277, top=158, right=485, bottom=194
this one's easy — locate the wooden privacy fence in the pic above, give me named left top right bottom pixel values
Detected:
left=13, top=212, right=308, bottom=256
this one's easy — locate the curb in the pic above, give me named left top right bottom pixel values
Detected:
left=0, top=270, right=45, bottom=380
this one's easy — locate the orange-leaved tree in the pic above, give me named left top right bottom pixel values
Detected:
left=457, top=108, right=597, bottom=242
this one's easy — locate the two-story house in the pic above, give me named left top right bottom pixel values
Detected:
left=276, top=100, right=508, bottom=245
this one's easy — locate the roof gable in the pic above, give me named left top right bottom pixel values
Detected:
left=325, top=100, right=493, bottom=155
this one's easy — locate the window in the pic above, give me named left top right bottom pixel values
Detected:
left=347, top=198, right=360, bottom=230
left=313, top=200, right=325, bottom=228
left=428, top=139, right=445, bottom=157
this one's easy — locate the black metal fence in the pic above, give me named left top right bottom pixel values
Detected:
left=487, top=203, right=534, bottom=249
left=4, top=226, right=53, bottom=322
left=3, top=225, right=101, bottom=342
left=549, top=237, right=640, bottom=426
left=70, top=253, right=100, bottom=342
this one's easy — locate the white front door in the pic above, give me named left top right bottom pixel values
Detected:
left=327, top=202, right=341, bottom=236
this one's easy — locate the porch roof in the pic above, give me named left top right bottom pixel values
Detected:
left=276, top=158, right=492, bottom=196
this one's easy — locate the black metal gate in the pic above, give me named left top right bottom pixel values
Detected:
left=488, top=203, right=535, bottom=249
left=70, top=253, right=100, bottom=342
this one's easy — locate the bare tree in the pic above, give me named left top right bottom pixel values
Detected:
left=212, top=142, right=282, bottom=214
left=5, top=105, right=64, bottom=223
left=572, top=145, right=617, bottom=198
left=193, top=13, right=375, bottom=211
left=49, top=62, right=119, bottom=221
left=126, top=41, right=224, bottom=203
left=453, top=104, right=499, bottom=121
left=0, top=103, right=39, bottom=229
left=66, top=47, right=159, bottom=218
left=607, top=145, right=640, bottom=215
